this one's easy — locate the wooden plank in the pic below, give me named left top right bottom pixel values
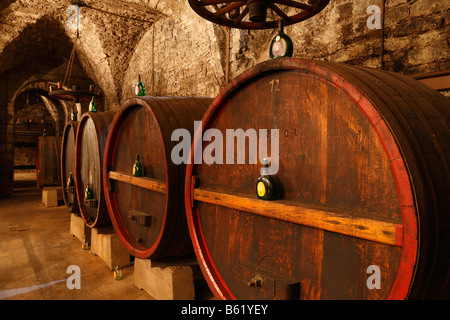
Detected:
left=109, top=171, right=166, bottom=194
left=416, top=75, right=450, bottom=91
left=193, top=188, right=403, bottom=247
left=213, top=1, right=245, bottom=18
left=411, top=70, right=450, bottom=90
left=267, top=3, right=291, bottom=22
left=273, top=0, right=313, bottom=11
left=198, top=0, right=238, bottom=6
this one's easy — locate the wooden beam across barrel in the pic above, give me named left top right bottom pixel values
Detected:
left=108, top=171, right=166, bottom=194
left=103, top=96, right=211, bottom=260
left=184, top=58, right=450, bottom=300
left=192, top=187, right=403, bottom=247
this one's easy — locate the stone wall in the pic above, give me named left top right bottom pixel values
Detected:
left=122, top=0, right=449, bottom=100
left=227, top=0, right=449, bottom=78
left=122, top=0, right=225, bottom=102
left=0, top=70, right=15, bottom=197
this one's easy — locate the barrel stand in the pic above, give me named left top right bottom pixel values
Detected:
left=133, top=257, right=198, bottom=300
left=41, top=186, right=62, bottom=207
left=90, top=226, right=131, bottom=270
left=70, top=213, right=91, bottom=247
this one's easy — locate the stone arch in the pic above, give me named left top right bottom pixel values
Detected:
left=10, top=80, right=75, bottom=138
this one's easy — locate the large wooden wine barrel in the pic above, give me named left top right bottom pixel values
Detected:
left=103, top=96, right=211, bottom=260
left=36, top=135, right=60, bottom=189
left=75, top=111, right=116, bottom=228
left=185, top=58, right=450, bottom=300
left=61, top=121, right=79, bottom=213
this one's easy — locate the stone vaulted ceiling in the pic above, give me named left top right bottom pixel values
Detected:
left=0, top=0, right=164, bottom=105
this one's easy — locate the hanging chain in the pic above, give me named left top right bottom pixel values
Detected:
left=63, top=29, right=79, bottom=88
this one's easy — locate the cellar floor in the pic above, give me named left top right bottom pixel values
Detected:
left=0, top=172, right=212, bottom=301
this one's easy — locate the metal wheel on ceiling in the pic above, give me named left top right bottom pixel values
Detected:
left=188, top=0, right=330, bottom=30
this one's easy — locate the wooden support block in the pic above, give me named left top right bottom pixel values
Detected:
left=134, top=258, right=195, bottom=300
left=42, top=186, right=62, bottom=207
left=70, top=213, right=91, bottom=245
left=90, top=226, right=131, bottom=270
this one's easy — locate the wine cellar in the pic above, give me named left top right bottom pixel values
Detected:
left=0, top=0, right=449, bottom=303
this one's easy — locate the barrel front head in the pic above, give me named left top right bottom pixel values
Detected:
left=185, top=58, right=450, bottom=300
left=75, top=111, right=115, bottom=228
left=103, top=96, right=211, bottom=260
left=61, top=121, right=79, bottom=213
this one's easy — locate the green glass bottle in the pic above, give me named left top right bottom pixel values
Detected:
left=269, top=21, right=293, bottom=59
left=256, top=158, right=277, bottom=200
left=132, top=154, right=143, bottom=177
left=89, top=96, right=97, bottom=112
left=135, top=73, right=146, bottom=96
left=67, top=172, right=75, bottom=187
left=85, top=183, right=94, bottom=200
